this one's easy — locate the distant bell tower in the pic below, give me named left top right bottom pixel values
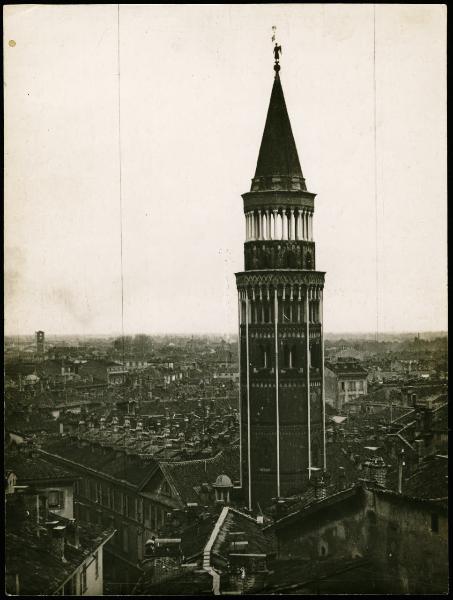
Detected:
left=36, top=330, right=45, bottom=356
left=236, top=44, right=326, bottom=510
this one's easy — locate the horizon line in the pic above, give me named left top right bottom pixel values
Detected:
left=4, top=329, right=448, bottom=338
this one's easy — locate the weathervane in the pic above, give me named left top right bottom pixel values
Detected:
left=272, top=26, right=282, bottom=72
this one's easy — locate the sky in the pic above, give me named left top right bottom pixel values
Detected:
left=4, top=4, right=447, bottom=336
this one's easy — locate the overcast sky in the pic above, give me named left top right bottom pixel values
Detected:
left=4, top=4, right=447, bottom=336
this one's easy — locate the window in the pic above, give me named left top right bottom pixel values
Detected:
left=122, top=494, right=129, bottom=515
left=431, top=513, right=439, bottom=533
left=94, top=551, right=99, bottom=579
left=80, top=566, right=87, bottom=593
left=48, top=490, right=64, bottom=510
left=96, top=482, right=102, bottom=504
left=63, top=575, right=76, bottom=595
left=136, top=498, right=143, bottom=522
left=114, top=489, right=121, bottom=513
left=122, top=527, right=129, bottom=553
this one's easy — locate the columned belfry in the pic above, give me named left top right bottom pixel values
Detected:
left=236, top=51, right=326, bottom=509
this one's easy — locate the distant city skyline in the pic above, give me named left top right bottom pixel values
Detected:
left=4, top=5, right=447, bottom=336
left=4, top=329, right=448, bottom=341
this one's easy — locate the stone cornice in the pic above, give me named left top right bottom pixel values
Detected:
left=235, top=270, right=325, bottom=287
left=242, top=190, right=316, bottom=213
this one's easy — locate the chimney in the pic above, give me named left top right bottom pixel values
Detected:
left=45, top=519, right=59, bottom=533
left=397, top=450, right=405, bottom=494
left=338, top=467, right=346, bottom=490
left=315, top=474, right=328, bottom=500
left=414, top=439, right=424, bottom=464
left=50, top=525, right=67, bottom=562
left=66, top=518, right=80, bottom=549
left=370, top=456, right=388, bottom=488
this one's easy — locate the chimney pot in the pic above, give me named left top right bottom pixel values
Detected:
left=50, top=525, right=67, bottom=562
left=67, top=519, right=80, bottom=549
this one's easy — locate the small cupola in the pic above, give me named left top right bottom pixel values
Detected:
left=212, top=474, right=233, bottom=504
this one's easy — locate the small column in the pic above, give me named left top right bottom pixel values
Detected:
left=273, top=210, right=278, bottom=240
left=250, top=212, right=255, bottom=240
left=245, top=291, right=252, bottom=510
left=238, top=290, right=242, bottom=487
left=306, top=286, right=311, bottom=479
left=304, top=210, right=308, bottom=241
left=282, top=210, right=288, bottom=240
left=257, top=210, right=262, bottom=240
left=266, top=210, right=271, bottom=240
left=301, top=209, right=305, bottom=240
left=246, top=213, right=249, bottom=241
left=320, top=288, right=326, bottom=470
left=274, top=287, right=280, bottom=497
left=295, top=210, right=300, bottom=240
left=289, top=209, right=295, bottom=240
left=309, top=211, right=313, bottom=241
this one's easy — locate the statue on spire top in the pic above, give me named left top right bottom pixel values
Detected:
left=272, top=26, right=282, bottom=72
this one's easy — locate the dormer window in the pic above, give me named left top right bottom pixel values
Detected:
left=48, top=490, right=64, bottom=510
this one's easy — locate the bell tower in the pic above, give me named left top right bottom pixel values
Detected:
left=236, top=50, right=326, bottom=509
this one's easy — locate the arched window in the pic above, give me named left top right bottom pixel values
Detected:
left=283, top=344, right=295, bottom=368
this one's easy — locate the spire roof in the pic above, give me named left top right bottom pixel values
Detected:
left=253, top=72, right=306, bottom=191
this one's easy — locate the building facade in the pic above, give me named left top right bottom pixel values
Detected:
left=5, top=446, right=115, bottom=596
left=236, top=55, right=326, bottom=509
left=265, top=484, right=448, bottom=594
left=325, top=359, right=368, bottom=411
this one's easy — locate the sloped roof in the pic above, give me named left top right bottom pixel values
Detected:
left=41, top=438, right=158, bottom=488
left=5, top=508, right=114, bottom=595
left=403, top=455, right=448, bottom=499
left=212, top=507, right=273, bottom=558
left=254, top=73, right=304, bottom=184
left=5, top=451, right=76, bottom=483
left=159, top=446, right=240, bottom=504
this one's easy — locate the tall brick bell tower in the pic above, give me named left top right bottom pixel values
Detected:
left=236, top=48, right=326, bottom=510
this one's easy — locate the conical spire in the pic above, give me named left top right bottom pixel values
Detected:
left=253, top=72, right=306, bottom=191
